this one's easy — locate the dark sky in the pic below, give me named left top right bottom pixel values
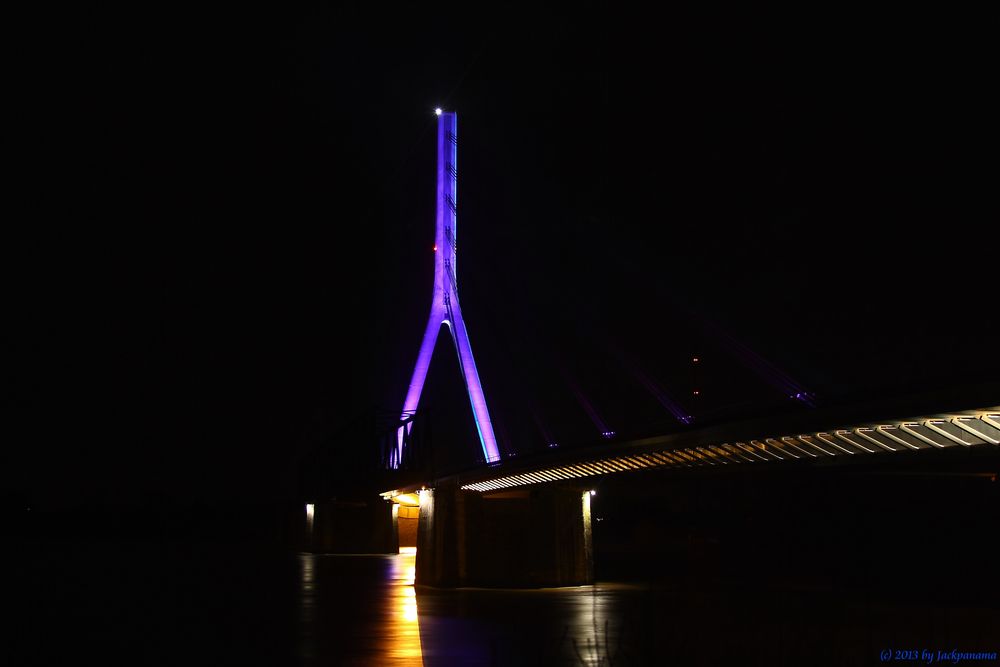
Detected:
left=8, top=5, right=997, bottom=508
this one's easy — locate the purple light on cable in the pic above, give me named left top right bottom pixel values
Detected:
left=398, top=111, right=501, bottom=465
left=607, top=342, right=692, bottom=425
left=563, top=373, right=613, bottom=438
left=528, top=404, right=556, bottom=447
left=701, top=320, right=814, bottom=406
left=557, top=301, right=690, bottom=426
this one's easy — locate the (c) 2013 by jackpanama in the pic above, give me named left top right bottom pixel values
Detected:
left=879, top=648, right=998, bottom=664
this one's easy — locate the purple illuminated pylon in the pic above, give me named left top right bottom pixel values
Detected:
left=398, top=111, right=501, bottom=464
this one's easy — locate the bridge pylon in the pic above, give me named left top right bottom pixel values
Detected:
left=397, top=110, right=500, bottom=465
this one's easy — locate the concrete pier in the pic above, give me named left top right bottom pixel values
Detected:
left=415, top=483, right=593, bottom=587
left=300, top=498, right=396, bottom=554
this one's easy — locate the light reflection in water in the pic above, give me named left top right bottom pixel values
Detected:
left=297, top=552, right=424, bottom=665
left=295, top=551, right=643, bottom=664
left=401, top=586, right=418, bottom=623
left=300, top=555, right=314, bottom=593
left=387, top=551, right=423, bottom=663
left=291, top=552, right=992, bottom=665
left=298, top=554, right=316, bottom=661
left=568, top=587, right=623, bottom=666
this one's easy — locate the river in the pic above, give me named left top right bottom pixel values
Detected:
left=12, top=539, right=998, bottom=665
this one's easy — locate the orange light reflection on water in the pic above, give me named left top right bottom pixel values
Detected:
left=387, top=551, right=423, bottom=664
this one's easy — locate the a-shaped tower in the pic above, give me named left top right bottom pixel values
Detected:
left=398, top=110, right=501, bottom=464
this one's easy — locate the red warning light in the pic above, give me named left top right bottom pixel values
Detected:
left=692, top=390, right=700, bottom=396
left=692, top=357, right=699, bottom=363
left=433, top=244, right=437, bottom=252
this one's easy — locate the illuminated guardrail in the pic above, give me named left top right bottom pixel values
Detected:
left=459, top=408, right=1000, bottom=493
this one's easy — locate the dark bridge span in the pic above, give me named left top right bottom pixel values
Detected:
left=384, top=385, right=999, bottom=494
left=376, top=385, right=998, bottom=588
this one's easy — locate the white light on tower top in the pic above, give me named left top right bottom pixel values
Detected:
left=435, top=107, right=443, bottom=116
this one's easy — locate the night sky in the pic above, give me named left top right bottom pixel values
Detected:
left=8, top=6, right=996, bottom=509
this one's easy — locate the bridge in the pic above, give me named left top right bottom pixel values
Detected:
left=299, top=109, right=999, bottom=588
left=376, top=390, right=998, bottom=587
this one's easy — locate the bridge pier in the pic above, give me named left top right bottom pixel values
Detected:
left=415, top=483, right=593, bottom=587
left=299, top=499, right=396, bottom=554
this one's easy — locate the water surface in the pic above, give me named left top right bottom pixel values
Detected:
left=14, top=541, right=999, bottom=665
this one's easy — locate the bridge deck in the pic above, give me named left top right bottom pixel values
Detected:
left=450, top=397, right=1000, bottom=493
left=380, top=386, right=1000, bottom=498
